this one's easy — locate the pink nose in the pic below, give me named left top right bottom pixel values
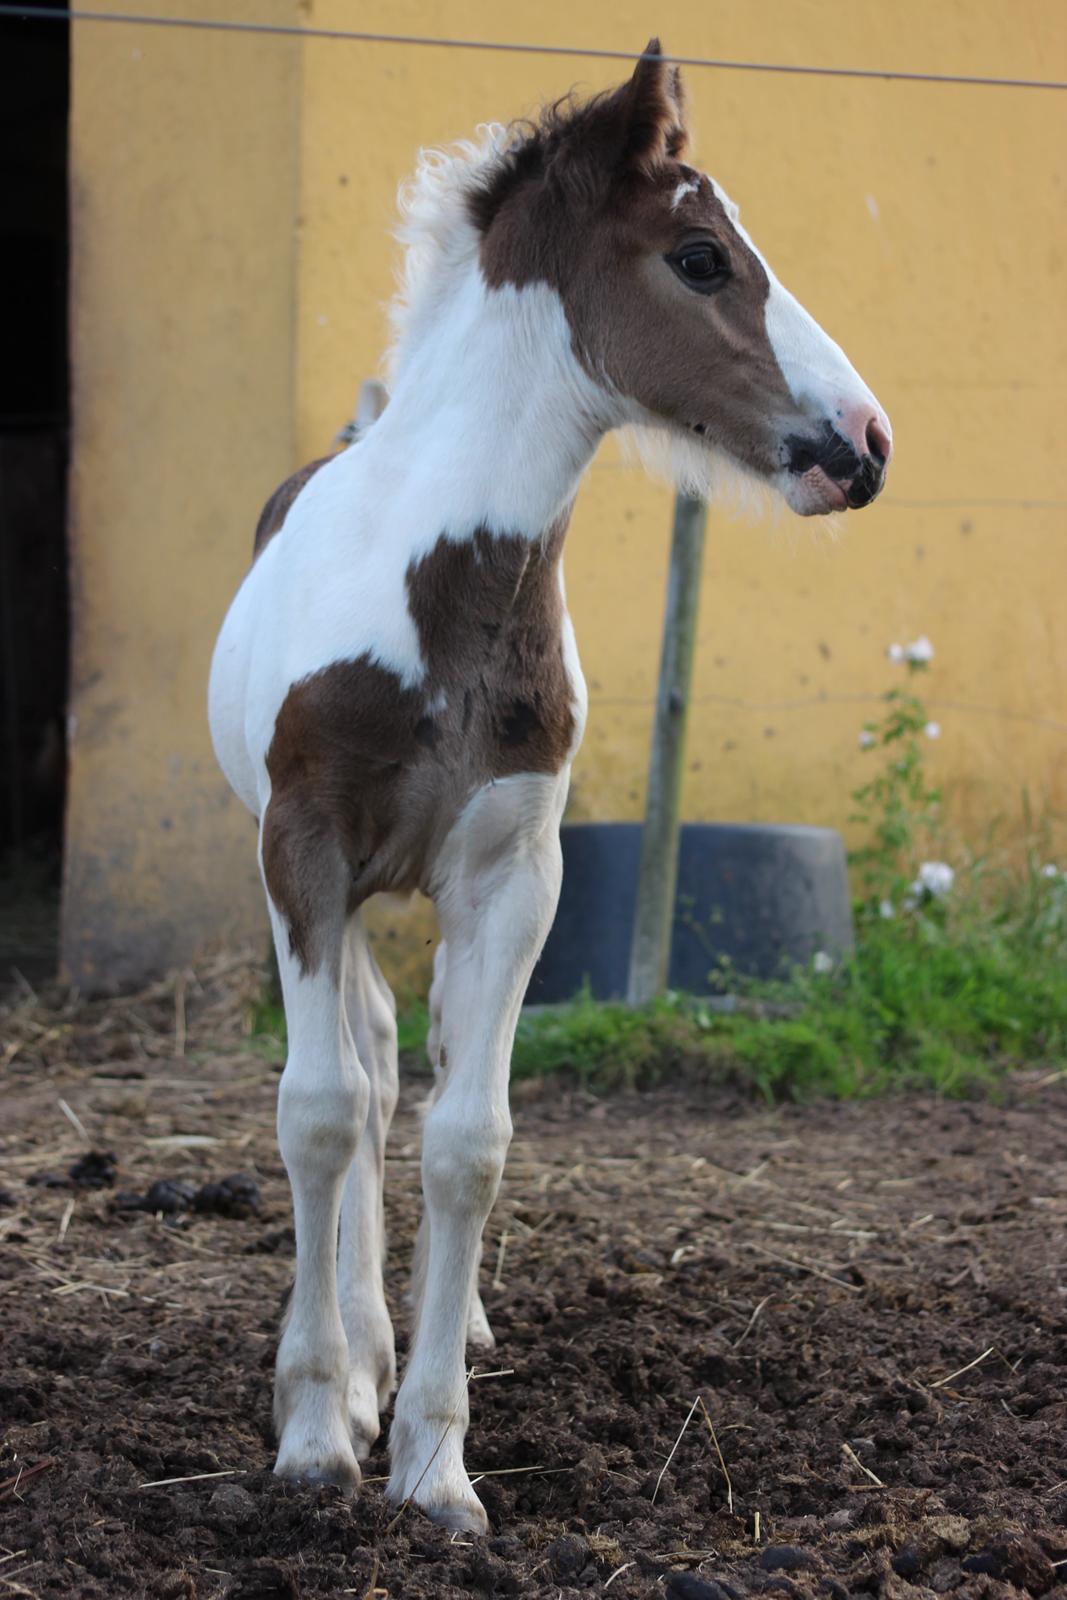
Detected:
left=864, top=412, right=892, bottom=467
left=839, top=403, right=892, bottom=467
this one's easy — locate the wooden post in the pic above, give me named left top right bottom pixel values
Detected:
left=626, top=492, right=708, bottom=1006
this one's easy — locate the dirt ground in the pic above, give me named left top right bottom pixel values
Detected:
left=1, top=960, right=1065, bottom=1600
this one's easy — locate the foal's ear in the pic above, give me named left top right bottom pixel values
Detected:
left=615, top=38, right=688, bottom=172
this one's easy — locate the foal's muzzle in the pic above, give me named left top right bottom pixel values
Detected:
left=785, top=415, right=890, bottom=510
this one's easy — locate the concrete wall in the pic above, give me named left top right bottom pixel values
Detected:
left=64, top=0, right=302, bottom=986
left=65, top=0, right=1067, bottom=988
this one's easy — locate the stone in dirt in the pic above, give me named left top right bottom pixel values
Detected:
left=227, top=1561, right=300, bottom=1600
left=665, top=1575, right=744, bottom=1600
left=758, top=1546, right=818, bottom=1572
left=207, top=1481, right=259, bottom=1532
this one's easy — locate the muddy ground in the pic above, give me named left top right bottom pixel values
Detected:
left=1, top=962, right=1065, bottom=1599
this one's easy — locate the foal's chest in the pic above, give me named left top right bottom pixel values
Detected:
left=264, top=523, right=576, bottom=909
left=406, top=524, right=575, bottom=777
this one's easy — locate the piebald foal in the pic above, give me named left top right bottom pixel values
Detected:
left=209, top=42, right=891, bottom=1533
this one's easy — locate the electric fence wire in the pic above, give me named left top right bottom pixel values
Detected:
left=1, top=5, right=1065, bottom=93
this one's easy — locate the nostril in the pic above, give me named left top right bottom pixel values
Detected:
left=865, top=415, right=892, bottom=467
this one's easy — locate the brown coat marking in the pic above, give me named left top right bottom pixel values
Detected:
left=479, top=164, right=793, bottom=479
left=262, top=521, right=575, bottom=975
left=471, top=45, right=796, bottom=480
left=253, top=457, right=332, bottom=559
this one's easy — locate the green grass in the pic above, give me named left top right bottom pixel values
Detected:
left=245, top=863, right=1067, bottom=1103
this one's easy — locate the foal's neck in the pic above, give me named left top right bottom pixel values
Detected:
left=366, top=273, right=612, bottom=544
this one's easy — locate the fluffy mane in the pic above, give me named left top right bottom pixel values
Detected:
left=385, top=122, right=517, bottom=384
left=386, top=50, right=686, bottom=384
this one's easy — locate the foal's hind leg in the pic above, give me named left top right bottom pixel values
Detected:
left=389, top=776, right=563, bottom=1531
left=263, top=833, right=369, bottom=1490
left=338, top=915, right=399, bottom=1458
left=415, top=940, right=496, bottom=1353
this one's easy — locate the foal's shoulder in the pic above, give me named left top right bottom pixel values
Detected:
left=252, top=456, right=334, bottom=560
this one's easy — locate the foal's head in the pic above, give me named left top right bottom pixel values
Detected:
left=470, top=40, right=891, bottom=515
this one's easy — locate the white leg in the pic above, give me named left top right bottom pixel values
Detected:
left=388, top=776, right=564, bottom=1531
left=415, top=939, right=496, bottom=1352
left=338, top=916, right=399, bottom=1458
left=267, top=882, right=369, bottom=1490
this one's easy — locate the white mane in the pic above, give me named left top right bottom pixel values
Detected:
left=386, top=122, right=519, bottom=384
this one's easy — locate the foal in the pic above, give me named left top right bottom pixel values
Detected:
left=209, top=41, right=891, bottom=1533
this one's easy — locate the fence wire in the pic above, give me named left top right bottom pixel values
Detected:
left=1, top=5, right=1065, bottom=92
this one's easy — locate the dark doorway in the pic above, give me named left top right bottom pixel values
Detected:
left=0, top=0, right=70, bottom=984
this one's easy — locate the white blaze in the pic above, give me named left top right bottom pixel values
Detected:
left=708, top=174, right=880, bottom=425
left=763, top=277, right=878, bottom=419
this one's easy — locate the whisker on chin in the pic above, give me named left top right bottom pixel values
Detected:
left=619, top=422, right=778, bottom=524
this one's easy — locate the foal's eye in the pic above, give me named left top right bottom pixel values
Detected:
left=668, top=244, right=730, bottom=294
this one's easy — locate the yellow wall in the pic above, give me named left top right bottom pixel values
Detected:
left=64, top=0, right=301, bottom=985
left=66, top=0, right=1066, bottom=989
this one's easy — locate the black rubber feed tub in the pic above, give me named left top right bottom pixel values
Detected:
left=528, top=822, right=854, bottom=1003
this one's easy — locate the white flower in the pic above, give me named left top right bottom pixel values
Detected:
left=858, top=729, right=876, bottom=749
left=1040, top=863, right=1059, bottom=879
left=924, top=721, right=941, bottom=740
left=912, top=861, right=955, bottom=899
left=887, top=642, right=905, bottom=662
left=812, top=950, right=834, bottom=974
left=879, top=899, right=895, bottom=919
left=905, top=635, right=934, bottom=663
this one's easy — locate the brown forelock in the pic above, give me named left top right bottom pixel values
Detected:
left=252, top=457, right=332, bottom=559
left=262, top=521, right=575, bottom=976
left=479, top=152, right=796, bottom=479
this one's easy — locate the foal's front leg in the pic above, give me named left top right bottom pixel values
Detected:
left=338, top=917, right=399, bottom=1458
left=267, top=890, right=370, bottom=1490
left=388, top=778, right=563, bottom=1531
left=417, top=939, right=496, bottom=1354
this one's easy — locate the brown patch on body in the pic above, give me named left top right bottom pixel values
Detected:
left=262, top=523, right=575, bottom=975
left=253, top=457, right=332, bottom=559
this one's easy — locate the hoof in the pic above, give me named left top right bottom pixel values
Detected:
left=274, top=1448, right=361, bottom=1494
left=421, top=1494, right=490, bottom=1536
left=274, top=1373, right=361, bottom=1492
left=388, top=1404, right=485, bottom=1535
left=386, top=1455, right=488, bottom=1536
